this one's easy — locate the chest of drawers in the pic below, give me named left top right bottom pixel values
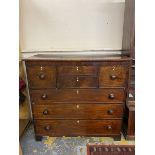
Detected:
left=25, top=55, right=131, bottom=141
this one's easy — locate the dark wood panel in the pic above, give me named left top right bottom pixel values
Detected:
left=32, top=104, right=124, bottom=119
left=58, top=76, right=98, bottom=88
left=30, top=89, right=125, bottom=104
left=34, top=119, right=122, bottom=136
left=58, top=66, right=97, bottom=75
left=99, top=65, right=128, bottom=87
left=27, top=66, right=56, bottom=88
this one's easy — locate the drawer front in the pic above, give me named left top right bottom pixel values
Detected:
left=34, top=120, right=122, bottom=136
left=58, top=76, right=98, bottom=88
left=99, top=65, right=128, bottom=87
left=32, top=104, right=124, bottom=119
left=30, top=89, right=125, bottom=103
left=58, top=66, right=97, bottom=75
left=27, top=66, right=56, bottom=88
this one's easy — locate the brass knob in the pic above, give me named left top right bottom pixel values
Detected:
left=109, top=93, right=115, bottom=99
left=39, top=73, right=45, bottom=79
left=107, top=109, right=113, bottom=115
left=77, top=120, right=80, bottom=124
left=76, top=66, right=79, bottom=71
left=107, top=125, right=112, bottom=130
left=42, top=93, right=47, bottom=99
left=43, top=109, right=49, bottom=115
left=110, top=75, right=117, bottom=80
left=44, top=125, right=51, bottom=131
left=76, top=77, right=79, bottom=82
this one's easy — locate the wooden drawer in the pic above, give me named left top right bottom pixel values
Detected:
left=58, top=76, right=98, bottom=88
left=34, top=120, right=122, bottom=136
left=58, top=66, right=97, bottom=75
left=32, top=104, right=124, bottom=119
left=30, top=89, right=125, bottom=104
left=27, top=66, right=56, bottom=88
left=99, top=65, right=128, bottom=87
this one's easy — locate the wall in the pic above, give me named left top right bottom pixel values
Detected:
left=19, top=0, right=125, bottom=52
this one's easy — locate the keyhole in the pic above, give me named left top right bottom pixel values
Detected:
left=112, top=66, right=116, bottom=71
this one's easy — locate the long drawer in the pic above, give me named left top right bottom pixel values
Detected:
left=30, top=89, right=125, bottom=104
left=34, top=120, right=122, bottom=136
left=32, top=104, right=124, bottom=119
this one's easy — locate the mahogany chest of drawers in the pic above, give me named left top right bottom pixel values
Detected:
left=25, top=55, right=131, bottom=141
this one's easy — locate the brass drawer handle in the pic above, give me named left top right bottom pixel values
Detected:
left=43, top=109, right=49, bottom=115
left=39, top=73, right=45, bottom=80
left=107, top=109, right=113, bottom=115
left=110, top=75, right=117, bottom=80
left=107, top=125, right=112, bottom=130
left=41, top=93, right=47, bottom=99
left=76, top=77, right=79, bottom=82
left=44, top=125, right=51, bottom=131
left=109, top=93, right=115, bottom=99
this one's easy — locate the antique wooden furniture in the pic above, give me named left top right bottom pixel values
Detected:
left=24, top=54, right=131, bottom=141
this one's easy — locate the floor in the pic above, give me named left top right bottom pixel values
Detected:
left=19, top=92, right=31, bottom=137
left=20, top=125, right=134, bottom=155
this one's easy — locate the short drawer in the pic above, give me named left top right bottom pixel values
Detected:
left=27, top=66, right=56, bottom=88
left=99, top=65, right=128, bottom=87
left=58, top=76, right=98, bottom=88
left=30, top=89, right=125, bottom=104
left=58, top=66, right=97, bottom=75
left=34, top=120, right=122, bottom=136
left=32, top=104, right=124, bottom=119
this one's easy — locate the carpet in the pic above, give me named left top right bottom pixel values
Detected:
left=87, top=145, right=135, bottom=155
left=20, top=125, right=135, bottom=155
